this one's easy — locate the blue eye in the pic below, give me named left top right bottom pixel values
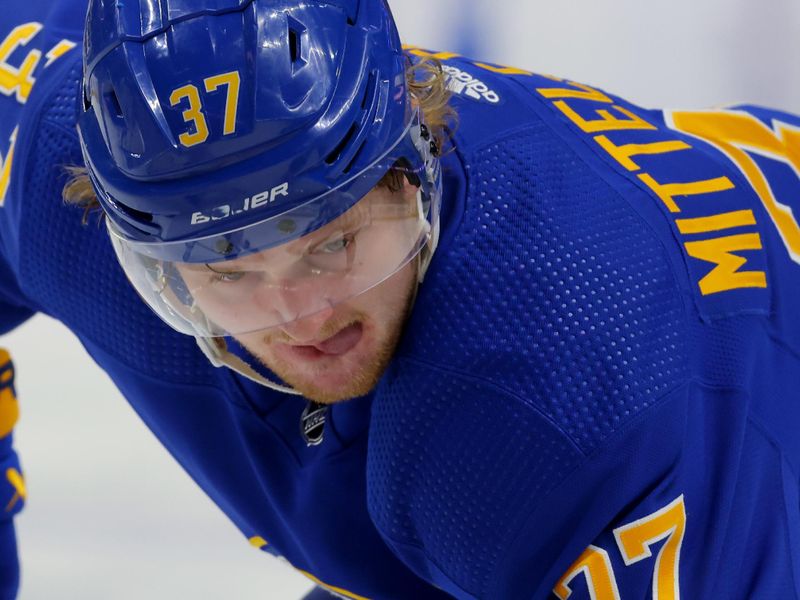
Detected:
left=316, top=234, right=354, bottom=254
left=212, top=271, right=246, bottom=283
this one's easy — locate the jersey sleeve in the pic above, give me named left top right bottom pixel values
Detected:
left=369, top=365, right=798, bottom=599
left=0, top=4, right=83, bottom=335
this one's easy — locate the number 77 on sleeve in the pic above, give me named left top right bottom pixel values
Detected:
left=554, top=495, right=686, bottom=600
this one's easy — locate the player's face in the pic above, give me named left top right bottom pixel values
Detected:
left=235, top=258, right=417, bottom=403
left=178, top=180, right=422, bottom=403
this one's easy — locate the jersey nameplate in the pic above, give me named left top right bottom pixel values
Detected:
left=530, top=77, right=775, bottom=319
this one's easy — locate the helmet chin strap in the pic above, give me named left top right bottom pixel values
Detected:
left=195, top=335, right=302, bottom=395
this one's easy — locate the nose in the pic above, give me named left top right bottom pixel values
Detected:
left=279, top=303, right=335, bottom=344
left=253, top=277, right=335, bottom=342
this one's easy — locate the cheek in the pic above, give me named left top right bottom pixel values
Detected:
left=361, top=262, right=417, bottom=322
left=234, top=328, right=288, bottom=364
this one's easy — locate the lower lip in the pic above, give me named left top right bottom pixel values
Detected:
left=282, top=323, right=364, bottom=361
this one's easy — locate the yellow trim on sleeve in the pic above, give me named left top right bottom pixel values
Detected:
left=5, top=468, right=25, bottom=512
left=297, top=569, right=371, bottom=600
left=248, top=536, right=268, bottom=549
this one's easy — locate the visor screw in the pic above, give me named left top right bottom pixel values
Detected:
left=420, top=123, right=431, bottom=141
left=429, top=140, right=439, bottom=156
left=278, top=219, right=297, bottom=234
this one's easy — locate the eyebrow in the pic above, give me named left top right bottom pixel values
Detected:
left=191, top=196, right=393, bottom=273
left=286, top=205, right=371, bottom=253
left=205, top=263, right=236, bottom=274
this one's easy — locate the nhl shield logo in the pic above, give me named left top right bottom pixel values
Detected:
left=301, top=400, right=327, bottom=446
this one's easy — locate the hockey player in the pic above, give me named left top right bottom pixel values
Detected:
left=1, top=0, right=800, bottom=598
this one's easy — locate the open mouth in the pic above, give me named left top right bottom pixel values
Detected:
left=284, top=322, right=364, bottom=360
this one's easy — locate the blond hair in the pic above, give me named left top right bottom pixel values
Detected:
left=63, top=55, right=455, bottom=212
left=407, top=56, right=457, bottom=151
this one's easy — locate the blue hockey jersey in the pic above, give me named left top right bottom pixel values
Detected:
left=1, top=3, right=800, bottom=598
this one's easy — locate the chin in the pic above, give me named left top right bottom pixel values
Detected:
left=287, top=370, right=383, bottom=404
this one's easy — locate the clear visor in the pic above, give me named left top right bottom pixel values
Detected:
left=108, top=118, right=440, bottom=337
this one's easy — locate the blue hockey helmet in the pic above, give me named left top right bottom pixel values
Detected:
left=78, top=0, right=441, bottom=337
